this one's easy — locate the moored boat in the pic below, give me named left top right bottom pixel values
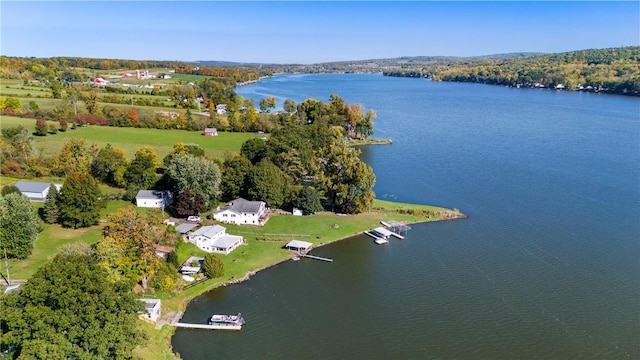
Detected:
left=209, top=313, right=246, bottom=329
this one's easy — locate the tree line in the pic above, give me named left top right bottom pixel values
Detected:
left=383, top=47, right=640, bottom=96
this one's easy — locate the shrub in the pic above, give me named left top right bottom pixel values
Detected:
left=1, top=161, right=25, bottom=177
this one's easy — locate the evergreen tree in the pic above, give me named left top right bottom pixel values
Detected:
left=58, top=172, right=104, bottom=228
left=202, top=253, right=225, bottom=278
left=0, top=193, right=40, bottom=259
left=43, top=183, right=60, bottom=224
left=294, top=186, right=323, bottom=215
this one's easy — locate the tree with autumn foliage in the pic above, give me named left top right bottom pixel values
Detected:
left=100, top=207, right=162, bottom=288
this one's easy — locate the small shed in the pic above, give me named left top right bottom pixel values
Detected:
left=204, top=127, right=218, bottom=136
left=138, top=299, right=161, bottom=322
left=179, top=256, right=204, bottom=274
left=285, top=240, right=313, bottom=253
left=154, top=245, right=175, bottom=259
left=292, top=208, right=303, bottom=216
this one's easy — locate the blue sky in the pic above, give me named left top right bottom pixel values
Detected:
left=1, top=1, right=638, bottom=64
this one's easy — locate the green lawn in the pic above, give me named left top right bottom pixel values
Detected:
left=0, top=116, right=255, bottom=160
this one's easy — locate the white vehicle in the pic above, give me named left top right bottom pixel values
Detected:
left=187, top=216, right=201, bottom=223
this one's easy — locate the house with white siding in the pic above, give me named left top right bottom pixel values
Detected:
left=213, top=198, right=269, bottom=225
left=188, top=225, right=244, bottom=255
left=135, top=190, right=172, bottom=208
left=15, top=181, right=62, bottom=202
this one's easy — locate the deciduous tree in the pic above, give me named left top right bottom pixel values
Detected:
left=58, top=172, right=104, bottom=228
left=221, top=155, right=252, bottom=200
left=124, top=146, right=160, bottom=191
left=247, top=159, right=290, bottom=208
left=0, top=193, right=40, bottom=259
left=102, top=207, right=161, bottom=287
left=0, top=253, right=145, bottom=358
left=91, top=144, right=128, bottom=187
left=167, top=154, right=221, bottom=206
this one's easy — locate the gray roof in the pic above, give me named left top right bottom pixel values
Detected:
left=15, top=181, right=52, bottom=193
left=214, top=235, right=243, bottom=249
left=215, top=198, right=264, bottom=215
left=191, top=225, right=225, bottom=239
left=136, top=190, right=167, bottom=200
left=286, top=240, right=313, bottom=250
left=204, top=128, right=217, bottom=132
left=175, top=223, right=199, bottom=234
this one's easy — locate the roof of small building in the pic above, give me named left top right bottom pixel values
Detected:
left=15, top=181, right=53, bottom=193
left=215, top=198, right=264, bottom=215
left=175, top=222, right=199, bottom=234
left=286, top=240, right=313, bottom=250
left=154, top=245, right=174, bottom=254
left=204, top=127, right=217, bottom=132
left=136, top=190, right=168, bottom=200
left=191, top=225, right=226, bottom=239
left=213, top=235, right=243, bottom=249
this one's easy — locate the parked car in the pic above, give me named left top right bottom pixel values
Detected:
left=187, top=216, right=201, bottom=223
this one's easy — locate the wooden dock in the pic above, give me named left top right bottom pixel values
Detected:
left=299, top=254, right=333, bottom=262
left=172, top=322, right=242, bottom=331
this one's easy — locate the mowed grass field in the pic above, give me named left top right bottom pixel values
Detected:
left=1, top=115, right=256, bottom=160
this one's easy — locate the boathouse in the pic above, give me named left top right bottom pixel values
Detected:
left=285, top=240, right=313, bottom=254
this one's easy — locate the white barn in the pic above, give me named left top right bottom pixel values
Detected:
left=188, top=225, right=243, bottom=255
left=213, top=198, right=268, bottom=225
left=135, top=190, right=172, bottom=208
left=15, top=181, right=62, bottom=202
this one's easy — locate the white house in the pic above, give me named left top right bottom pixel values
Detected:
left=15, top=181, right=62, bottom=202
left=213, top=198, right=269, bottom=225
left=188, top=225, right=244, bottom=255
left=135, top=190, right=172, bottom=208
left=138, top=299, right=161, bottom=323
left=216, top=104, right=227, bottom=115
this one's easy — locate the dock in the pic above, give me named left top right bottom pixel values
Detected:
left=172, top=322, right=242, bottom=331
left=299, top=254, right=333, bottom=262
left=380, top=220, right=411, bottom=238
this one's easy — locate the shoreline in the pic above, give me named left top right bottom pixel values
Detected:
left=156, top=209, right=466, bottom=358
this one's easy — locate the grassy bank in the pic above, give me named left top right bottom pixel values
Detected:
left=133, top=200, right=465, bottom=359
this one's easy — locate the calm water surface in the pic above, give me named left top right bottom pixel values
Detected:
left=173, top=74, right=640, bottom=359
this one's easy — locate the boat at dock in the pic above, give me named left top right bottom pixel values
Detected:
left=210, top=313, right=246, bottom=329
left=366, top=227, right=393, bottom=244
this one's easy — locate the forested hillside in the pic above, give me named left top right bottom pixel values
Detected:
left=383, top=47, right=640, bottom=96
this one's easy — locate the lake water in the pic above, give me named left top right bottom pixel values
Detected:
left=172, top=74, right=640, bottom=359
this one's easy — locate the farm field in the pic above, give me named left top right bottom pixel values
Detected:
left=1, top=115, right=254, bottom=159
